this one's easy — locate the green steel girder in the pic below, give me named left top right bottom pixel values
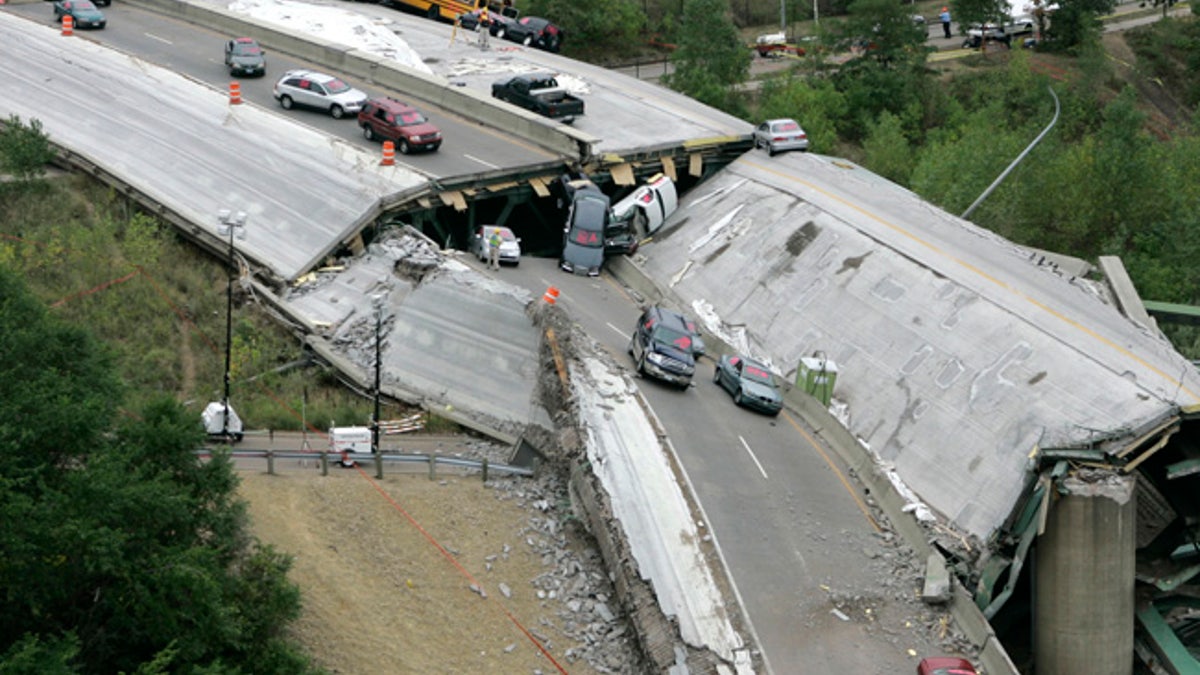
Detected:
left=1136, top=601, right=1200, bottom=672
left=975, top=471, right=1052, bottom=617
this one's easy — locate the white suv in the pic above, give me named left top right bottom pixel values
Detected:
left=272, top=70, right=367, bottom=119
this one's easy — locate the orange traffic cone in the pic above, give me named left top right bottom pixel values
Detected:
left=62, top=15, right=74, bottom=36
left=542, top=286, right=560, bottom=304
left=381, top=141, right=395, bottom=166
left=229, top=81, right=242, bottom=105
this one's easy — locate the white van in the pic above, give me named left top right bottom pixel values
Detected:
left=329, top=426, right=373, bottom=455
left=610, top=174, right=678, bottom=238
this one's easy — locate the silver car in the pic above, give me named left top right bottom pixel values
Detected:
left=272, top=69, right=367, bottom=119
left=468, top=225, right=521, bottom=266
left=753, top=118, right=810, bottom=156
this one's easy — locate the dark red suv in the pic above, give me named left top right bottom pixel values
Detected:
left=357, top=98, right=442, bottom=154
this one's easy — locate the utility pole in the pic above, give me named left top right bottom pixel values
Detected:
left=216, top=209, right=247, bottom=440
left=372, top=294, right=385, bottom=479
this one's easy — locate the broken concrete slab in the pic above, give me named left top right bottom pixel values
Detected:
left=923, top=551, right=953, bottom=605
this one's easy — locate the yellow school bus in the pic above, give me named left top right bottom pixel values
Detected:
left=396, top=0, right=484, bottom=22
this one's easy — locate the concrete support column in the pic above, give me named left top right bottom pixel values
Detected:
left=1035, top=470, right=1135, bottom=675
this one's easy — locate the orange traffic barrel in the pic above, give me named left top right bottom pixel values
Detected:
left=62, top=14, right=74, bottom=36
left=229, top=81, right=242, bottom=105
left=542, top=286, right=560, bottom=304
left=381, top=141, right=396, bottom=166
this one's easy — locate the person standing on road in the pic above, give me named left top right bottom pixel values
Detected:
left=940, top=6, right=952, bottom=39
left=478, top=5, right=490, bottom=50
left=487, top=228, right=502, bottom=270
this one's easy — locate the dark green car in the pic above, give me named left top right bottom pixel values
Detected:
left=713, top=354, right=783, bottom=416
left=54, top=0, right=106, bottom=29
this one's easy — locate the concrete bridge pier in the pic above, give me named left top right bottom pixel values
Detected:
left=1035, top=470, right=1136, bottom=675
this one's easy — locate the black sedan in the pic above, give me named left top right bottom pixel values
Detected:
left=498, top=16, right=564, bottom=52
left=224, top=37, right=267, bottom=77
left=54, top=0, right=106, bottom=28
left=713, top=354, right=784, bottom=416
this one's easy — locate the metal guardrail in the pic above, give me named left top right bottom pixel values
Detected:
left=196, top=449, right=535, bottom=480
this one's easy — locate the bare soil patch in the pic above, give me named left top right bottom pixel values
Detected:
left=238, top=469, right=616, bottom=674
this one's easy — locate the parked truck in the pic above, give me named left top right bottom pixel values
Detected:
left=754, top=33, right=806, bottom=58
left=329, top=426, right=373, bottom=467
left=491, top=73, right=584, bottom=124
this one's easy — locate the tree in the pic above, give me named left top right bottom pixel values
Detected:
left=862, top=111, right=914, bottom=184
left=831, top=0, right=930, bottom=66
left=524, top=0, right=644, bottom=54
left=0, top=266, right=122, bottom=474
left=952, top=0, right=1008, bottom=41
left=0, top=267, right=315, bottom=674
left=0, top=116, right=56, bottom=185
left=1042, top=0, right=1116, bottom=51
left=664, top=0, right=751, bottom=114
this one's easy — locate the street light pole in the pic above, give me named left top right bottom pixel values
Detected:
left=217, top=209, right=247, bottom=440
left=961, top=86, right=1059, bottom=220
left=372, top=294, right=385, bottom=479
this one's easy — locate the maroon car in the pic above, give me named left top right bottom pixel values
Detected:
left=357, top=98, right=442, bottom=154
left=917, top=657, right=978, bottom=675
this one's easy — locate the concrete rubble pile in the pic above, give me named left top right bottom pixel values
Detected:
left=426, top=438, right=644, bottom=672
left=490, top=471, right=645, bottom=672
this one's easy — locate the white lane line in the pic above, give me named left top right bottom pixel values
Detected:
left=739, top=435, right=769, bottom=480
left=145, top=33, right=173, bottom=45
left=463, top=154, right=499, bottom=170
left=606, top=322, right=627, bottom=338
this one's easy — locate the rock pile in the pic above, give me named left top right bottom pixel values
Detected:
left=477, top=462, right=646, bottom=673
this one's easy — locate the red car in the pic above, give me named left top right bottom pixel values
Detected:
left=357, top=98, right=442, bottom=154
left=917, top=657, right=979, bottom=675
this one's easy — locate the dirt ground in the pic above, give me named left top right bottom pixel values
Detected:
left=238, top=465, right=613, bottom=675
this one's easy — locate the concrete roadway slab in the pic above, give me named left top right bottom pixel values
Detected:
left=284, top=236, right=551, bottom=438
left=638, top=150, right=1200, bottom=540
left=0, top=12, right=425, bottom=282
left=195, top=0, right=754, bottom=153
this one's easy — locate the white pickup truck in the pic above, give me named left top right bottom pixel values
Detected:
left=962, top=0, right=1049, bottom=47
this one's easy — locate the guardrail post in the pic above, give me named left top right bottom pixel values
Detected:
left=320, top=451, right=328, bottom=476
left=267, top=449, right=275, bottom=475
left=429, top=453, right=437, bottom=480
left=481, top=457, right=489, bottom=483
left=375, top=453, right=383, bottom=480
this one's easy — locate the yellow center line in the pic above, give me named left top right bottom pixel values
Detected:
left=744, top=158, right=1200, bottom=405
left=780, top=409, right=881, bottom=532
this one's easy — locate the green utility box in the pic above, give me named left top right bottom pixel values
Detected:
left=796, top=356, right=838, bottom=406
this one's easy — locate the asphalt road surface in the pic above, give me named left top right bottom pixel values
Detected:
left=4, top=1, right=556, bottom=177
